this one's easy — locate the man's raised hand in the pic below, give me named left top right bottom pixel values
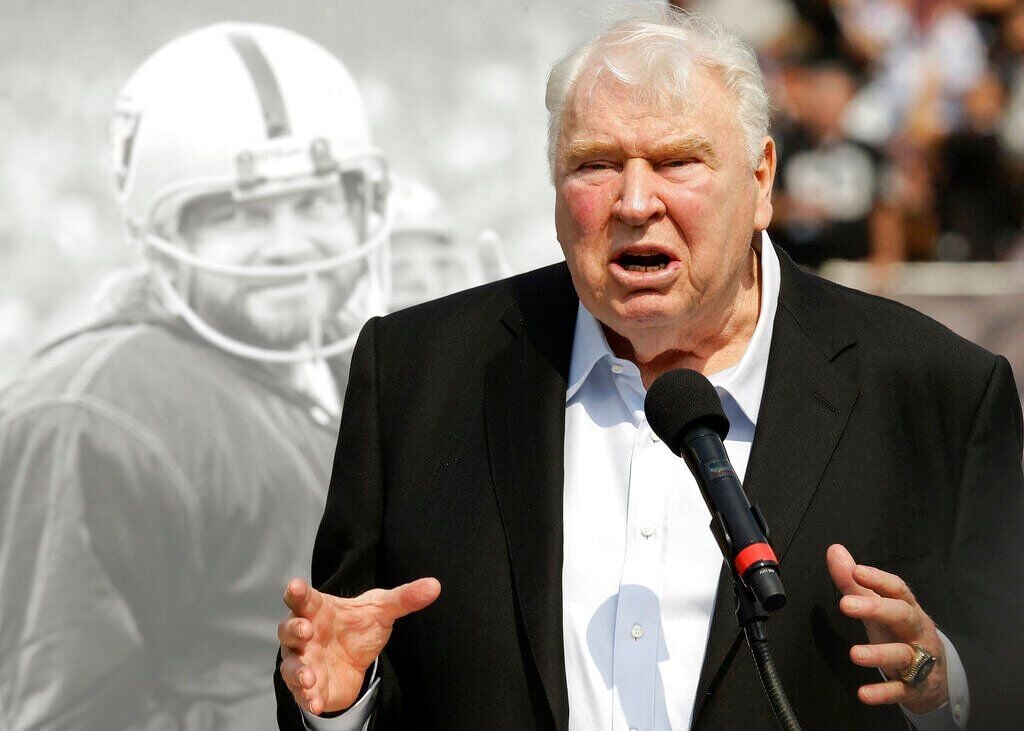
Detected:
left=278, top=576, right=442, bottom=716
left=826, top=544, right=948, bottom=714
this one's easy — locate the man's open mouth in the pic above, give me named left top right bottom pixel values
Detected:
left=616, top=252, right=672, bottom=272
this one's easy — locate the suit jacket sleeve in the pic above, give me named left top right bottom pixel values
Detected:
left=276, top=317, right=401, bottom=729
left=940, top=355, right=1024, bottom=728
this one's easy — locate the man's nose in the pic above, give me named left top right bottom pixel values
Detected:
left=262, top=204, right=317, bottom=263
left=612, top=160, right=666, bottom=227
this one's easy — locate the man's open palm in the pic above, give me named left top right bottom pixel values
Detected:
left=278, top=577, right=442, bottom=716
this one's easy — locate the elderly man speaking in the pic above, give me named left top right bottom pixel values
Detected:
left=275, top=10, right=1023, bottom=730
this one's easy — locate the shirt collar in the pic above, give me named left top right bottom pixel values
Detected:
left=565, top=231, right=781, bottom=426
left=566, top=296, right=613, bottom=403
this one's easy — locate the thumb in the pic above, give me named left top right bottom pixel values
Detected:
left=284, top=577, right=324, bottom=619
left=827, top=543, right=873, bottom=597
left=371, top=577, right=442, bottom=621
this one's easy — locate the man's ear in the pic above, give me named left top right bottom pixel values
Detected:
left=753, top=136, right=776, bottom=231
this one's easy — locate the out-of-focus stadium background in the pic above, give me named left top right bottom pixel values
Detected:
left=2, top=0, right=1023, bottom=385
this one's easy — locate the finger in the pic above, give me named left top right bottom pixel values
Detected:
left=284, top=577, right=323, bottom=619
left=308, top=694, right=326, bottom=717
left=280, top=656, right=328, bottom=717
left=840, top=595, right=920, bottom=636
left=858, top=678, right=916, bottom=706
left=826, top=544, right=876, bottom=598
left=278, top=616, right=314, bottom=650
left=850, top=642, right=916, bottom=671
left=280, top=654, right=318, bottom=698
left=853, top=564, right=918, bottom=606
left=356, top=577, right=442, bottom=621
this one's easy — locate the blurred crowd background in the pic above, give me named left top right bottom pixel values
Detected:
left=677, top=0, right=1024, bottom=394
left=675, top=0, right=1024, bottom=270
left=2, top=0, right=1023, bottom=385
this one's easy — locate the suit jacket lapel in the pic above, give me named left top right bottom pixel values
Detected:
left=693, top=249, right=860, bottom=723
left=485, top=264, right=578, bottom=731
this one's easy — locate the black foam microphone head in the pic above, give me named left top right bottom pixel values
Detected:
left=644, top=368, right=730, bottom=452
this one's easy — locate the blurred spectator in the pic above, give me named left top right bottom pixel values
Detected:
left=754, top=0, right=1023, bottom=267
left=788, top=0, right=850, bottom=60
left=934, top=68, right=1023, bottom=260
left=674, top=0, right=1024, bottom=269
left=389, top=175, right=463, bottom=309
left=996, top=5, right=1024, bottom=162
left=770, top=62, right=897, bottom=266
left=388, top=174, right=512, bottom=310
left=838, top=1, right=987, bottom=147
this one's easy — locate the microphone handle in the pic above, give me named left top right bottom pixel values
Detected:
left=679, top=427, right=786, bottom=611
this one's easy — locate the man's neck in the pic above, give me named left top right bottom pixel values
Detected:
left=604, top=248, right=762, bottom=389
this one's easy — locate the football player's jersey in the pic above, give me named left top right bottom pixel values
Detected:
left=0, top=320, right=341, bottom=729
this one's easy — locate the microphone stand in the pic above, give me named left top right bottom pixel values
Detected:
left=733, top=579, right=802, bottom=730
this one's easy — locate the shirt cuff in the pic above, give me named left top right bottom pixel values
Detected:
left=300, top=658, right=380, bottom=731
left=900, top=630, right=969, bottom=730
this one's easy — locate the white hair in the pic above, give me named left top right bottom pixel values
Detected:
left=545, top=7, right=770, bottom=175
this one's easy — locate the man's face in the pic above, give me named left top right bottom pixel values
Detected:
left=390, top=232, right=470, bottom=308
left=553, top=68, right=775, bottom=345
left=178, top=183, right=366, bottom=350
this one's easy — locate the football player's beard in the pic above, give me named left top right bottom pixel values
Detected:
left=200, top=277, right=344, bottom=351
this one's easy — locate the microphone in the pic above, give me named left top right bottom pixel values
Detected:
left=645, top=368, right=786, bottom=611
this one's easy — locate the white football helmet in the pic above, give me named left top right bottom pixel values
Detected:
left=112, top=23, right=391, bottom=362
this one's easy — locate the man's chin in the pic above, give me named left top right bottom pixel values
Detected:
left=192, top=292, right=345, bottom=354
left=607, top=293, right=689, bottom=328
left=243, top=292, right=335, bottom=343
left=194, top=310, right=311, bottom=353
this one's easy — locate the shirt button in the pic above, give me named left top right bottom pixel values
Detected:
left=954, top=704, right=962, bottom=720
left=630, top=623, right=644, bottom=639
left=650, top=431, right=660, bottom=442
left=640, top=526, right=654, bottom=538
left=310, top=406, right=331, bottom=426
left=610, top=363, right=624, bottom=374
left=630, top=727, right=640, bottom=731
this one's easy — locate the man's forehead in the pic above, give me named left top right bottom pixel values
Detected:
left=567, top=68, right=731, bottom=130
left=558, top=72, right=730, bottom=159
left=570, top=61, right=722, bottom=111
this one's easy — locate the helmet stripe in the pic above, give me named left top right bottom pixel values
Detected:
left=226, top=31, right=291, bottom=138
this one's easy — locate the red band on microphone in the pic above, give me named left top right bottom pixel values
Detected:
left=734, top=542, right=778, bottom=576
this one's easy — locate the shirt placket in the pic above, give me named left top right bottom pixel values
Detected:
left=610, top=403, right=672, bottom=731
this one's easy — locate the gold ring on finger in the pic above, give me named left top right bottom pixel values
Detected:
left=899, top=643, right=937, bottom=686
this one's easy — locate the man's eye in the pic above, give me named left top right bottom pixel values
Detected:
left=238, top=207, right=272, bottom=225
left=294, top=193, right=318, bottom=212
left=204, top=207, right=241, bottom=225
left=579, top=161, right=616, bottom=172
left=207, top=207, right=268, bottom=228
left=297, top=192, right=350, bottom=218
left=663, top=158, right=697, bottom=168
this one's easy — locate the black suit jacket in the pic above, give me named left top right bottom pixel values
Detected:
left=277, top=248, right=1024, bottom=729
